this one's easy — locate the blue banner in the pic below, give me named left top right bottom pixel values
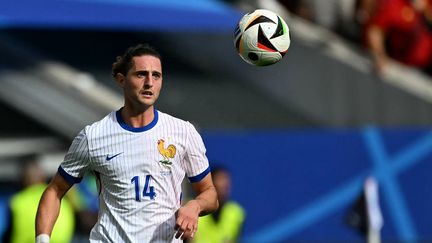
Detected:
left=203, top=127, right=432, bottom=242
left=0, top=0, right=242, bottom=31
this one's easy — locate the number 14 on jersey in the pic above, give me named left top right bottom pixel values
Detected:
left=131, top=175, right=156, bottom=201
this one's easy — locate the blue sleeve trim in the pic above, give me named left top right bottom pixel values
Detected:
left=58, top=166, right=83, bottom=184
left=188, top=166, right=211, bottom=183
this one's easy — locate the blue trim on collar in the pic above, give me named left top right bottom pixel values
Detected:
left=188, top=166, right=211, bottom=183
left=116, top=108, right=159, bottom=133
left=58, top=166, right=82, bottom=184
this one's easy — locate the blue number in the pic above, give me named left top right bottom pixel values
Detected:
left=131, top=176, right=140, bottom=201
left=131, top=175, right=156, bottom=201
left=143, top=175, right=156, bottom=200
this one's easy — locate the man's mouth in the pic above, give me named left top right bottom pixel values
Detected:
left=141, top=91, right=153, bottom=96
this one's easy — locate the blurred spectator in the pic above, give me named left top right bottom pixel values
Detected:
left=278, top=0, right=314, bottom=21
left=355, top=0, right=378, bottom=26
left=346, top=176, right=383, bottom=243
left=337, top=0, right=378, bottom=41
left=364, top=0, right=432, bottom=73
left=193, top=166, right=245, bottom=243
left=1, top=155, right=75, bottom=243
left=277, top=0, right=378, bottom=41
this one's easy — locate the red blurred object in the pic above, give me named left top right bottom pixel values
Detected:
left=364, top=0, right=432, bottom=68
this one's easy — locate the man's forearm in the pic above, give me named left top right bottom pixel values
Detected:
left=35, top=186, right=62, bottom=236
left=367, top=26, right=386, bottom=59
left=193, top=186, right=218, bottom=216
left=36, top=173, right=72, bottom=237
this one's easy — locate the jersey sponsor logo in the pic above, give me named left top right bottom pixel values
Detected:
left=106, top=152, right=123, bottom=161
left=157, top=139, right=176, bottom=167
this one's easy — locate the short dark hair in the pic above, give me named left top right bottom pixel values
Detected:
left=112, top=43, right=162, bottom=78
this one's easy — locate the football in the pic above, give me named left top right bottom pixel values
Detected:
left=234, top=9, right=290, bottom=66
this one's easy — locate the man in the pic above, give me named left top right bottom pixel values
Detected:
left=3, top=155, right=75, bottom=243
left=35, top=44, right=219, bottom=243
left=364, top=0, right=432, bottom=73
left=194, top=166, right=245, bottom=243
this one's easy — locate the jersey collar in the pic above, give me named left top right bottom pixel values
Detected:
left=116, top=108, right=159, bottom=132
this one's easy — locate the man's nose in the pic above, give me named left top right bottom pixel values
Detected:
left=144, top=74, right=153, bottom=86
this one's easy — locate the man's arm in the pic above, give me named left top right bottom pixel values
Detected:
left=175, top=173, right=218, bottom=240
left=35, top=173, right=73, bottom=241
left=366, top=25, right=389, bottom=73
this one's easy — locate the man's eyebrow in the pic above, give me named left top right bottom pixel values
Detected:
left=133, top=70, right=162, bottom=77
left=135, top=70, right=161, bottom=73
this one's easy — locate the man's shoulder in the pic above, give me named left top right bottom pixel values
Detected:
left=158, top=110, right=191, bottom=127
left=83, top=111, right=117, bottom=134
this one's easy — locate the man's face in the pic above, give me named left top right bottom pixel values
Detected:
left=117, top=55, right=162, bottom=109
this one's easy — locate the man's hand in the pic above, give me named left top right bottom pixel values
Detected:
left=174, top=173, right=218, bottom=240
left=175, top=200, right=200, bottom=240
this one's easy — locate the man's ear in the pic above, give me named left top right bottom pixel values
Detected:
left=115, top=73, right=126, bottom=87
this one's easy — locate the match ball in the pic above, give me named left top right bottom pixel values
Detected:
left=234, top=9, right=290, bottom=66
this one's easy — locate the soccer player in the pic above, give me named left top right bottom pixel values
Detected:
left=35, top=44, right=219, bottom=243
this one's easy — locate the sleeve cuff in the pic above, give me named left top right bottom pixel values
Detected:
left=188, top=166, right=211, bottom=183
left=58, top=166, right=83, bottom=184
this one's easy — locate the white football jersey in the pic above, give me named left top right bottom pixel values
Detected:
left=58, top=109, right=210, bottom=243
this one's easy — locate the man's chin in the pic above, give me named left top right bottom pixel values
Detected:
left=137, top=97, right=155, bottom=105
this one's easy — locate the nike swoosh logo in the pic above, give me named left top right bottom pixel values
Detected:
left=106, top=152, right=123, bottom=161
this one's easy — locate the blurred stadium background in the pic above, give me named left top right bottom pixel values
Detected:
left=1, top=0, right=432, bottom=242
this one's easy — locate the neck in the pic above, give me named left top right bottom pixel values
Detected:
left=121, top=105, right=155, bottom=128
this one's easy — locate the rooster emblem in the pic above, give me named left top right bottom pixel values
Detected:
left=157, top=139, right=176, bottom=166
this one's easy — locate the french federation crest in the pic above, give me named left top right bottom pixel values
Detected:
left=157, top=139, right=176, bottom=167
